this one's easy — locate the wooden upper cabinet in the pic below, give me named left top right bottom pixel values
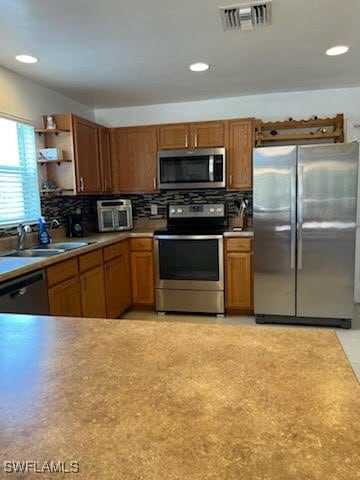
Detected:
left=98, top=126, right=112, bottom=193
left=190, top=121, right=225, bottom=148
left=158, top=121, right=225, bottom=150
left=110, top=126, right=158, bottom=193
left=73, top=116, right=102, bottom=194
left=158, top=124, right=190, bottom=149
left=226, top=118, right=254, bottom=190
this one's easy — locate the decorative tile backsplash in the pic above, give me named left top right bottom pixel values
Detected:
left=121, top=189, right=253, bottom=219
left=0, top=190, right=252, bottom=237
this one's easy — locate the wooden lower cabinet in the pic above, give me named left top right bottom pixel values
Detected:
left=80, top=265, right=106, bottom=318
left=225, top=238, right=254, bottom=312
left=104, top=242, right=132, bottom=318
left=47, top=239, right=155, bottom=317
left=130, top=238, right=154, bottom=305
left=48, top=276, right=82, bottom=317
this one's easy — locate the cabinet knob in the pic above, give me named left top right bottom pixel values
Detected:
left=153, top=177, right=157, bottom=189
left=195, top=133, right=198, bottom=148
left=185, top=134, right=188, bottom=148
left=79, top=176, right=85, bottom=192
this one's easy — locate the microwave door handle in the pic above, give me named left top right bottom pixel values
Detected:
left=209, top=155, right=214, bottom=182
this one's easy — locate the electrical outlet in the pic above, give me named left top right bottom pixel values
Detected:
left=150, top=204, right=158, bottom=215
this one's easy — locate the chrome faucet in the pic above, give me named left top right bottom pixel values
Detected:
left=17, top=224, right=31, bottom=250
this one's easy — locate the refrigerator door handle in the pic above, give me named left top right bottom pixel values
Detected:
left=297, top=164, right=304, bottom=270
left=290, top=166, right=296, bottom=269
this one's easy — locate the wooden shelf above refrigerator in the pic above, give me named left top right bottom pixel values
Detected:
left=255, top=114, right=344, bottom=146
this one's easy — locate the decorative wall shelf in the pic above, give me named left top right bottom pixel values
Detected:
left=40, top=188, right=74, bottom=195
left=35, top=128, right=70, bottom=136
left=37, top=159, right=72, bottom=165
left=255, top=114, right=344, bottom=146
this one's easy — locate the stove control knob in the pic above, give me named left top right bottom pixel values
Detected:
left=177, top=208, right=183, bottom=214
left=170, top=208, right=176, bottom=214
left=209, top=208, right=215, bottom=213
left=216, top=207, right=223, bottom=213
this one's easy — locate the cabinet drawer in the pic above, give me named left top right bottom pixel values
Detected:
left=78, top=249, right=103, bottom=273
left=130, top=237, right=153, bottom=251
left=47, top=258, right=78, bottom=287
left=103, top=240, right=129, bottom=262
left=225, top=238, right=253, bottom=252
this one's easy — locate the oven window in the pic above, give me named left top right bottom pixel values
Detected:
left=117, top=210, right=129, bottom=227
left=160, top=156, right=211, bottom=184
left=158, top=239, right=219, bottom=281
left=102, top=210, right=114, bottom=229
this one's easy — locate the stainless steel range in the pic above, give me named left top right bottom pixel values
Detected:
left=154, top=203, right=227, bottom=315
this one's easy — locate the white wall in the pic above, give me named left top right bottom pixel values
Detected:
left=0, top=66, right=93, bottom=126
left=94, top=86, right=360, bottom=127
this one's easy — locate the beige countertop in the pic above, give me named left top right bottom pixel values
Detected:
left=223, top=228, right=254, bottom=237
left=0, top=229, right=153, bottom=282
left=0, top=223, right=254, bottom=283
left=0, top=313, right=359, bottom=480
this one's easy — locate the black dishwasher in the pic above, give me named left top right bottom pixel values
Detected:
left=0, top=270, right=49, bottom=315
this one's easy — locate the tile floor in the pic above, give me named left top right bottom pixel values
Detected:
left=121, top=306, right=360, bottom=382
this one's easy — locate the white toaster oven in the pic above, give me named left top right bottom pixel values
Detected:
left=97, top=199, right=133, bottom=232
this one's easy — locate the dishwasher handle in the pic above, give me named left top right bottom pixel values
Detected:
left=9, top=287, right=28, bottom=298
left=0, top=271, right=44, bottom=298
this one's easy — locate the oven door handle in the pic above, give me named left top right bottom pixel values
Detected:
left=154, top=234, right=223, bottom=240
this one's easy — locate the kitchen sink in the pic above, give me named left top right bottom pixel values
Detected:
left=33, top=241, right=92, bottom=251
left=4, top=248, right=66, bottom=257
left=0, top=241, right=97, bottom=258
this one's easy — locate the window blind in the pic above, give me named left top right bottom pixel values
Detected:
left=0, top=118, right=41, bottom=227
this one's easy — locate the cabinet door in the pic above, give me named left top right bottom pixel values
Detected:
left=98, top=126, right=113, bottom=193
left=191, top=121, right=225, bottom=148
left=158, top=124, right=190, bottom=149
left=48, top=276, right=82, bottom=317
left=130, top=251, right=154, bottom=305
left=226, top=118, right=254, bottom=190
left=111, top=126, right=158, bottom=193
left=73, top=116, right=102, bottom=193
left=104, top=250, right=132, bottom=318
left=80, top=266, right=106, bottom=318
left=225, top=252, right=253, bottom=310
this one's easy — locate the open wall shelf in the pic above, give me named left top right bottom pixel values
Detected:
left=255, top=114, right=344, bottom=146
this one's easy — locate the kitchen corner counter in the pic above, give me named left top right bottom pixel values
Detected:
left=0, top=228, right=157, bottom=283
left=223, top=228, right=253, bottom=237
left=0, top=313, right=359, bottom=480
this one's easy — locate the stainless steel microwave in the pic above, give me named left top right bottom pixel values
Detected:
left=157, top=147, right=226, bottom=190
left=97, top=199, right=133, bottom=232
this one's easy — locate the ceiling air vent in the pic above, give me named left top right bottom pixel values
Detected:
left=219, top=0, right=272, bottom=31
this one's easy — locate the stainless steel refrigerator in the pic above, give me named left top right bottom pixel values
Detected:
left=253, top=143, right=359, bottom=328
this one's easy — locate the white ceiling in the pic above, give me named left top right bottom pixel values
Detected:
left=0, top=0, right=359, bottom=108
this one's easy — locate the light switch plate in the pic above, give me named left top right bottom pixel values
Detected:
left=150, top=204, right=158, bottom=215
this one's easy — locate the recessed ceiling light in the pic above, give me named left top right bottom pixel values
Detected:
left=325, top=45, right=349, bottom=56
left=15, top=54, right=39, bottom=64
left=189, top=62, right=210, bottom=72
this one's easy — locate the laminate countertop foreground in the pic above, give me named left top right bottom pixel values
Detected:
left=0, top=314, right=359, bottom=480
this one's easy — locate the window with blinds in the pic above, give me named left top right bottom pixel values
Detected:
left=0, top=117, right=40, bottom=227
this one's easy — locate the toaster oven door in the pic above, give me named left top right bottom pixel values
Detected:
left=99, top=209, right=115, bottom=231
left=115, top=208, right=132, bottom=230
